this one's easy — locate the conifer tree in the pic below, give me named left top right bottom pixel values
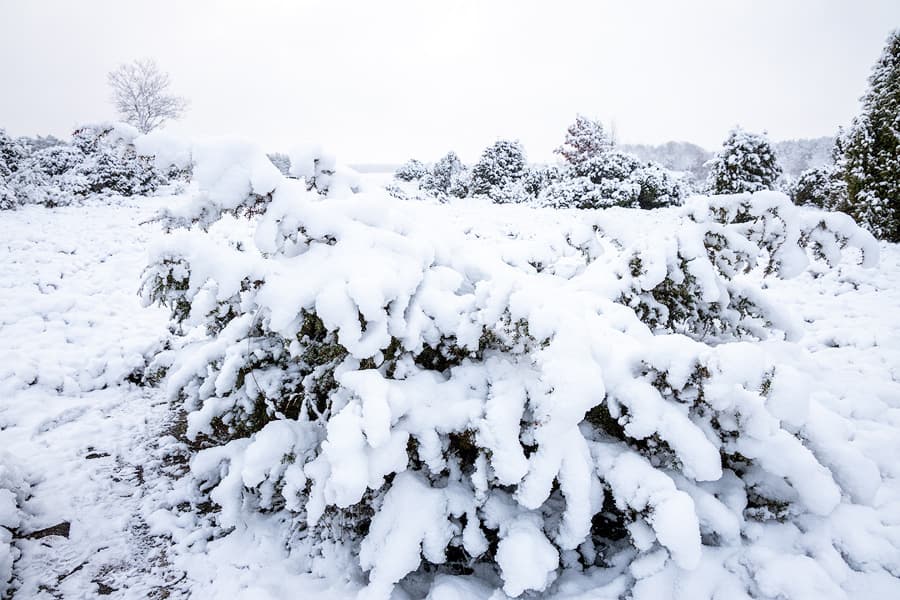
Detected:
left=837, top=30, right=900, bottom=242
left=469, top=140, right=527, bottom=198
left=706, top=128, right=782, bottom=194
left=554, top=114, right=612, bottom=167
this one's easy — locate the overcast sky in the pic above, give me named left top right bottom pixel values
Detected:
left=1, top=0, right=898, bottom=163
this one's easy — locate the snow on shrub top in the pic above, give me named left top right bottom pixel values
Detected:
left=139, top=134, right=879, bottom=599
left=0, top=455, right=30, bottom=598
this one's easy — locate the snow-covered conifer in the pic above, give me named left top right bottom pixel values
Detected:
left=706, top=127, right=782, bottom=194
left=469, top=140, right=527, bottom=200
left=555, top=114, right=613, bottom=166
left=836, top=30, right=900, bottom=241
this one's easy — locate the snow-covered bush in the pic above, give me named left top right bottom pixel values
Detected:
left=789, top=165, right=844, bottom=210
left=289, top=143, right=361, bottom=197
left=1, top=130, right=27, bottom=209
left=0, top=130, right=27, bottom=178
left=541, top=150, right=685, bottom=210
left=2, top=123, right=166, bottom=209
left=139, top=136, right=882, bottom=599
left=0, top=182, right=14, bottom=211
left=539, top=116, right=686, bottom=210
left=394, top=153, right=470, bottom=201
left=706, top=128, right=782, bottom=194
left=469, top=140, right=527, bottom=200
left=394, top=159, right=428, bottom=182
left=0, top=456, right=29, bottom=599
left=422, top=151, right=467, bottom=198
left=69, top=123, right=165, bottom=196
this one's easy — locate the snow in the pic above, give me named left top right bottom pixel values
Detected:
left=0, top=196, right=179, bottom=596
left=1, top=136, right=899, bottom=600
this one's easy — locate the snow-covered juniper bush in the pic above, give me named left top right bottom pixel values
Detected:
left=705, top=127, right=782, bottom=195
left=0, top=123, right=165, bottom=209
left=137, top=135, right=879, bottom=599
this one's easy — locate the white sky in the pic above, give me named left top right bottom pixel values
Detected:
left=1, top=0, right=898, bottom=163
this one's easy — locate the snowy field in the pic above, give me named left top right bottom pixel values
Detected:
left=1, top=172, right=899, bottom=598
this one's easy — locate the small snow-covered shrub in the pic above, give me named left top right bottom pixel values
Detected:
left=789, top=165, right=844, bottom=210
left=141, top=137, right=880, bottom=599
left=394, top=152, right=470, bottom=202
left=706, top=127, right=782, bottom=194
left=288, top=143, right=361, bottom=197
left=0, top=456, right=29, bottom=599
left=394, top=159, right=428, bottom=182
left=422, top=152, right=468, bottom=198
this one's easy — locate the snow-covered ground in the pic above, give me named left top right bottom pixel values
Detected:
left=0, top=198, right=179, bottom=598
left=1, top=192, right=899, bottom=599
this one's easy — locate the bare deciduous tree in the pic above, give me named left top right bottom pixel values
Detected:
left=107, top=58, right=188, bottom=134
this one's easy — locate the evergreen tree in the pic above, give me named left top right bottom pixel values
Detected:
left=555, top=114, right=612, bottom=166
left=706, top=128, right=782, bottom=194
left=469, top=140, right=527, bottom=198
left=837, top=30, right=900, bottom=242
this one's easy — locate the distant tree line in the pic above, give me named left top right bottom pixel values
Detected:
left=391, top=30, right=899, bottom=242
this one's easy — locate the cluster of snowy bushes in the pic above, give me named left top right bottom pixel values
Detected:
left=0, top=456, right=29, bottom=599
left=393, top=116, right=687, bottom=209
left=135, top=131, right=886, bottom=598
left=0, top=124, right=166, bottom=209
